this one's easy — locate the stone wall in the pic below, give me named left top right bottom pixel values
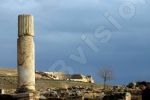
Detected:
left=103, top=92, right=131, bottom=100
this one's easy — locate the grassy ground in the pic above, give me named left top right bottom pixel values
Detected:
left=36, top=78, right=103, bottom=90
left=0, top=68, right=17, bottom=76
left=0, top=68, right=103, bottom=94
left=0, top=76, right=103, bottom=93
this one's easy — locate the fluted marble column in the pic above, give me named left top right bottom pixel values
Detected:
left=17, top=15, right=35, bottom=92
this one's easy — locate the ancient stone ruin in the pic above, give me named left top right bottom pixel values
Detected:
left=16, top=15, right=35, bottom=93
left=0, top=14, right=38, bottom=100
left=0, top=14, right=138, bottom=100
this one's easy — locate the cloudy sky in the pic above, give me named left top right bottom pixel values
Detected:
left=0, top=0, right=150, bottom=84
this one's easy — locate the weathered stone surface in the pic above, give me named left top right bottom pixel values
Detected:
left=17, top=15, right=35, bottom=92
left=0, top=89, right=4, bottom=94
left=18, top=15, right=34, bottom=37
left=17, top=36, right=35, bottom=67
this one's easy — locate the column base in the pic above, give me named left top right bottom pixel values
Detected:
left=0, top=93, right=39, bottom=100
left=16, top=85, right=35, bottom=93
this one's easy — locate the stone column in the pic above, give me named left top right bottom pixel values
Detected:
left=17, top=15, right=35, bottom=93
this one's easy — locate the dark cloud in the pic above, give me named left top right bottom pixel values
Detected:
left=0, top=0, right=149, bottom=84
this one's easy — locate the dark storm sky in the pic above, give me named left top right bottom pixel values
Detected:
left=0, top=0, right=150, bottom=84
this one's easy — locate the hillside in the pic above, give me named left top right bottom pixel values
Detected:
left=0, top=68, right=17, bottom=76
left=0, top=68, right=103, bottom=94
left=0, top=67, right=43, bottom=78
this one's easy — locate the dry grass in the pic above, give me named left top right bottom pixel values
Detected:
left=0, top=68, right=17, bottom=76
left=0, top=76, right=102, bottom=93
left=0, top=67, right=103, bottom=94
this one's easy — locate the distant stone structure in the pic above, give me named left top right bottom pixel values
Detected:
left=36, top=72, right=95, bottom=83
left=86, top=75, right=95, bottom=83
left=70, top=74, right=94, bottom=83
left=44, top=72, right=66, bottom=80
left=17, top=15, right=35, bottom=93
